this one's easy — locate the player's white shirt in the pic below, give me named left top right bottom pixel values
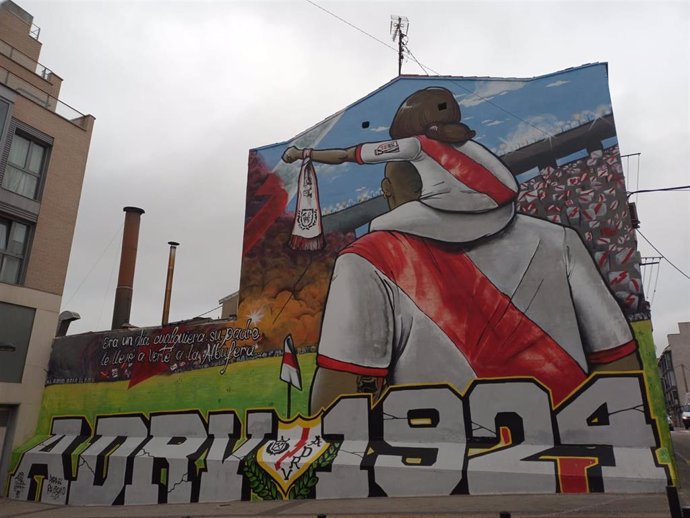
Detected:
left=317, top=214, right=635, bottom=404
left=317, top=137, right=635, bottom=404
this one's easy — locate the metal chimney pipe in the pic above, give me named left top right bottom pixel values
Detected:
left=112, top=207, right=145, bottom=329
left=162, top=241, right=179, bottom=326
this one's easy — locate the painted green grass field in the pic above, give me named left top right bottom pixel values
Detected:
left=29, top=325, right=666, bottom=438
left=35, top=353, right=317, bottom=435
left=10, top=322, right=674, bottom=482
left=8, top=354, right=317, bottom=473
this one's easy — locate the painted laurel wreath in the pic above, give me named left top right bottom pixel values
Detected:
left=243, top=441, right=341, bottom=500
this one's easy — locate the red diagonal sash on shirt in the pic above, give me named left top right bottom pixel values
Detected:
left=416, top=136, right=516, bottom=205
left=342, top=231, right=587, bottom=405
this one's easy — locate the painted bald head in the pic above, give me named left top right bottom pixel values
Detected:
left=382, top=161, right=422, bottom=210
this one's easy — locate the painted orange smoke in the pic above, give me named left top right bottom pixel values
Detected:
left=240, top=151, right=356, bottom=351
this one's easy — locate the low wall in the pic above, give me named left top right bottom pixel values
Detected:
left=8, top=374, right=669, bottom=505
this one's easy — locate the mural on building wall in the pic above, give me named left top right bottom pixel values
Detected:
left=7, top=375, right=671, bottom=504
left=7, top=63, right=674, bottom=505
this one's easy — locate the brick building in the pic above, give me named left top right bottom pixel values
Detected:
left=0, top=0, right=95, bottom=482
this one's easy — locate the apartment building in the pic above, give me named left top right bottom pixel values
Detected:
left=659, top=322, right=690, bottom=426
left=0, top=0, right=94, bottom=482
left=658, top=347, right=680, bottom=426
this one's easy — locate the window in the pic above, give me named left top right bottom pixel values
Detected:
left=0, top=216, right=29, bottom=284
left=0, top=100, right=8, bottom=132
left=0, top=302, right=35, bottom=383
left=2, top=133, right=47, bottom=199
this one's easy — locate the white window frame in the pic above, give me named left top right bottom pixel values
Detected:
left=0, top=215, right=30, bottom=285
left=2, top=131, right=49, bottom=201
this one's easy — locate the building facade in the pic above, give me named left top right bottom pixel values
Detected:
left=0, top=0, right=94, bottom=483
left=219, top=290, right=238, bottom=319
left=659, top=322, right=690, bottom=426
left=5, top=64, right=674, bottom=505
left=658, top=347, right=680, bottom=426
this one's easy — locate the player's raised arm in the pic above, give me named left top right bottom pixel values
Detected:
left=282, top=146, right=357, bottom=164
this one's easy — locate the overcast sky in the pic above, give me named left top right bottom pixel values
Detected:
left=17, top=0, right=689, bottom=352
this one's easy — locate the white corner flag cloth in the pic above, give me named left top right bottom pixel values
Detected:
left=280, top=334, right=302, bottom=391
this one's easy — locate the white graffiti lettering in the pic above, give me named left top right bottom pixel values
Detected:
left=8, top=375, right=669, bottom=505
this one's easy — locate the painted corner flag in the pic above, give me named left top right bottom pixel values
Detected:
left=280, top=334, right=302, bottom=390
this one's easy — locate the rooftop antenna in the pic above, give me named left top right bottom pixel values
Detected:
left=390, top=15, right=409, bottom=76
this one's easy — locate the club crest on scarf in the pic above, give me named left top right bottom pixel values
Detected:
left=297, top=208, right=318, bottom=231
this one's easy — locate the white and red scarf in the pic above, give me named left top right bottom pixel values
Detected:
left=289, top=149, right=325, bottom=251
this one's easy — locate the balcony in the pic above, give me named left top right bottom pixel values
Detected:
left=0, top=37, right=56, bottom=84
left=0, top=65, right=89, bottom=130
left=0, top=37, right=89, bottom=129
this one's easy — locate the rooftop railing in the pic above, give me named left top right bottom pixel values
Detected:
left=0, top=37, right=55, bottom=80
left=0, top=66, right=89, bottom=129
left=29, top=23, right=40, bottom=40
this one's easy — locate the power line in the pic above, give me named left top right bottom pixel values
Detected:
left=642, top=259, right=651, bottom=295
left=641, top=258, right=662, bottom=303
left=650, top=260, right=662, bottom=305
left=620, top=154, right=642, bottom=195
left=637, top=229, right=690, bottom=282
left=635, top=154, right=641, bottom=202
left=303, top=2, right=687, bottom=235
left=305, top=0, right=398, bottom=53
left=195, top=305, right=222, bottom=318
left=98, top=238, right=120, bottom=329
left=63, top=223, right=124, bottom=308
left=304, top=0, right=552, bottom=141
left=624, top=154, right=629, bottom=190
left=411, top=64, right=554, bottom=141
left=627, top=185, right=690, bottom=198
left=642, top=259, right=650, bottom=295
left=405, top=47, right=430, bottom=75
